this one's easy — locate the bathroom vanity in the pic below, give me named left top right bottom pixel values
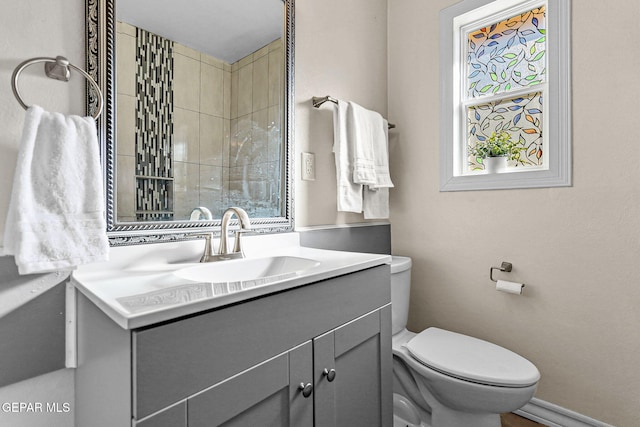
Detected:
left=72, top=235, right=392, bottom=427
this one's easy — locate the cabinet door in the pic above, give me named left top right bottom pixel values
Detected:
left=187, top=341, right=313, bottom=427
left=314, top=306, right=393, bottom=427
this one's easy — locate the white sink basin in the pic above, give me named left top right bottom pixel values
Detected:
left=173, top=256, right=320, bottom=284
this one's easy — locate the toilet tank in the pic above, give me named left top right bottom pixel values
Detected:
left=390, top=256, right=412, bottom=335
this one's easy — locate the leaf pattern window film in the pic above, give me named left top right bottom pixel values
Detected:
left=466, top=6, right=546, bottom=99
left=467, top=92, right=544, bottom=171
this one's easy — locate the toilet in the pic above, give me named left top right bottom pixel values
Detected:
left=390, top=256, right=540, bottom=427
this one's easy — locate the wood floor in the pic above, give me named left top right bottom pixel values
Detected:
left=501, top=413, right=547, bottom=427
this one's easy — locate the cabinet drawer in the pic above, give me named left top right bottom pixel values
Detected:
left=132, top=265, right=390, bottom=419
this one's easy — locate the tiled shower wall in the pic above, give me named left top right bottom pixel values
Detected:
left=115, top=22, right=138, bottom=222
left=171, top=38, right=230, bottom=220
left=116, top=21, right=283, bottom=221
left=228, top=39, right=284, bottom=218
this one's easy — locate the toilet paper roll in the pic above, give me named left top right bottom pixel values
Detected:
left=496, top=279, right=524, bottom=295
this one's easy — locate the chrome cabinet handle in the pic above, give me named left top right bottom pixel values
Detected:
left=322, top=368, right=336, bottom=382
left=298, top=382, right=313, bottom=398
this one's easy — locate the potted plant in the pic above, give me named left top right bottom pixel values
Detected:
left=468, top=131, right=522, bottom=173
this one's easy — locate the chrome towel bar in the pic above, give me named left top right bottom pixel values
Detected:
left=11, top=55, right=103, bottom=120
left=312, top=95, right=396, bottom=129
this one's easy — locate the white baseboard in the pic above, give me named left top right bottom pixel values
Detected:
left=515, top=398, right=614, bottom=427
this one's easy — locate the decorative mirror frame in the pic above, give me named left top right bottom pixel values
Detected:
left=86, top=0, right=295, bottom=245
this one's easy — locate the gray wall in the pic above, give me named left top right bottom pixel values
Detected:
left=0, top=263, right=66, bottom=387
left=0, top=257, right=71, bottom=427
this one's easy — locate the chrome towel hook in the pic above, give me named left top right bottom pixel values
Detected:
left=11, top=55, right=103, bottom=120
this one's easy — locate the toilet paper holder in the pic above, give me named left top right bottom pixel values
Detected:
left=490, top=262, right=513, bottom=282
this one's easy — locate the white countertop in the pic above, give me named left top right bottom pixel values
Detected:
left=71, top=233, right=391, bottom=329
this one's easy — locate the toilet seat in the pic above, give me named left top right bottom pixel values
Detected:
left=405, top=328, right=540, bottom=387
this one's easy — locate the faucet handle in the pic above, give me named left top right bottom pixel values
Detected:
left=232, top=229, right=253, bottom=254
left=198, top=233, right=215, bottom=263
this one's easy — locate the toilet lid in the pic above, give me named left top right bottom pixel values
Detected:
left=406, top=328, right=540, bottom=387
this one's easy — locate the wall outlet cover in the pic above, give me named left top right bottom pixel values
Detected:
left=302, top=152, right=316, bottom=181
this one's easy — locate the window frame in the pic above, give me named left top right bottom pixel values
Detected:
left=439, top=0, right=571, bottom=192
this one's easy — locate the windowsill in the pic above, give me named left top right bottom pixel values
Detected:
left=441, top=166, right=570, bottom=192
left=461, top=164, right=548, bottom=177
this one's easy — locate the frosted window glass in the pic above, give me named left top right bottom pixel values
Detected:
left=466, top=6, right=546, bottom=99
left=467, top=92, right=544, bottom=172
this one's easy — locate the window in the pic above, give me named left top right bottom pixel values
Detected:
left=440, top=0, right=571, bottom=191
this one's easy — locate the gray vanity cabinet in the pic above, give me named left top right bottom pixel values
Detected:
left=76, top=265, right=391, bottom=427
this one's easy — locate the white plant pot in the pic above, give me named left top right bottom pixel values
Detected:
left=483, top=156, right=508, bottom=173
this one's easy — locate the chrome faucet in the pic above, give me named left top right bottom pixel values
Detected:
left=200, top=207, right=251, bottom=262
left=190, top=206, right=213, bottom=221
left=218, top=207, right=251, bottom=256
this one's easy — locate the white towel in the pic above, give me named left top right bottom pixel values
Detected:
left=333, top=100, right=363, bottom=213
left=364, top=187, right=390, bottom=219
left=348, top=102, right=393, bottom=189
left=332, top=100, right=393, bottom=218
left=364, top=118, right=391, bottom=219
left=2, top=106, right=109, bottom=275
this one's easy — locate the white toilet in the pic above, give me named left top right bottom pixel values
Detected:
left=390, top=256, right=540, bottom=427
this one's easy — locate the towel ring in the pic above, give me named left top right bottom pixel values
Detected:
left=11, top=56, right=103, bottom=120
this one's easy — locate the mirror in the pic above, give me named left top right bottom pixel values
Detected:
left=86, top=0, right=294, bottom=244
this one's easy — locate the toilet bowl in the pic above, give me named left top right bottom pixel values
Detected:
left=390, top=256, right=540, bottom=427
